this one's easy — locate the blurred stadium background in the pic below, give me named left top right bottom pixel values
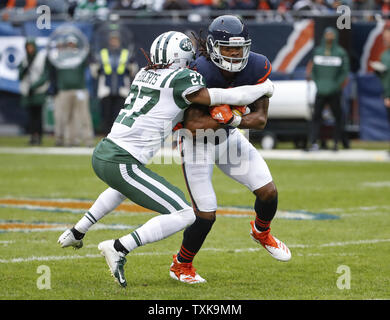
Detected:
left=0, top=0, right=390, bottom=151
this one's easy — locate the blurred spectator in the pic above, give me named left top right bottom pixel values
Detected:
left=292, top=0, right=313, bottom=10
left=276, top=0, right=295, bottom=13
left=326, top=0, right=340, bottom=7
left=48, top=35, right=95, bottom=147
left=228, top=0, right=257, bottom=9
left=308, top=27, right=350, bottom=151
left=67, top=0, right=79, bottom=17
left=257, top=0, right=273, bottom=10
left=112, top=0, right=133, bottom=9
left=373, top=23, right=390, bottom=148
left=127, top=0, right=165, bottom=11
left=313, top=0, right=331, bottom=11
left=163, top=0, right=191, bottom=9
left=4, top=0, right=37, bottom=10
left=37, top=0, right=69, bottom=14
left=106, top=0, right=118, bottom=8
left=18, top=38, right=49, bottom=145
left=1, top=0, right=37, bottom=21
left=188, top=0, right=214, bottom=8
left=353, top=0, right=377, bottom=10
left=211, top=0, right=230, bottom=9
left=112, top=0, right=165, bottom=11
left=379, top=0, right=390, bottom=14
left=74, top=0, right=109, bottom=21
left=90, top=31, right=139, bottom=135
left=293, top=0, right=331, bottom=13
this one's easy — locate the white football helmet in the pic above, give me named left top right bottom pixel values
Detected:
left=149, top=31, right=195, bottom=69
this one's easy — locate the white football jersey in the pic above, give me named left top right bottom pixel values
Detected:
left=107, top=67, right=205, bottom=164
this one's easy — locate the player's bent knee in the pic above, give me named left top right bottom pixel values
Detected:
left=196, top=210, right=216, bottom=221
left=172, top=207, right=196, bottom=227
left=255, top=182, right=278, bottom=202
left=195, top=195, right=218, bottom=214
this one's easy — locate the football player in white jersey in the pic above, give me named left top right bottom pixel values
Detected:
left=57, top=31, right=274, bottom=287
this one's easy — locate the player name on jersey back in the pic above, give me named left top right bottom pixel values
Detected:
left=134, top=69, right=162, bottom=86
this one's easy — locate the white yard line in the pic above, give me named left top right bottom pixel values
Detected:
left=1, top=147, right=389, bottom=162
left=323, top=205, right=390, bottom=213
left=1, top=238, right=390, bottom=264
left=361, top=181, right=390, bottom=188
left=0, top=240, right=15, bottom=245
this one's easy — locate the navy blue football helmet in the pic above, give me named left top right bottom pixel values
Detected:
left=206, top=15, right=251, bottom=72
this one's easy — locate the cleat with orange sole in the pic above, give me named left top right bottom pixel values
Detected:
left=169, top=255, right=206, bottom=284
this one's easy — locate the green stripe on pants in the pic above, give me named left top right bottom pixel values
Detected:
left=92, top=155, right=190, bottom=215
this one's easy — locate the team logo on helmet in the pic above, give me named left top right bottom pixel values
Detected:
left=179, top=38, right=193, bottom=52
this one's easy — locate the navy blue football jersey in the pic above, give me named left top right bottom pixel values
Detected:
left=189, top=52, right=272, bottom=89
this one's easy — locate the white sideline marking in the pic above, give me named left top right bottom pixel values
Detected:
left=0, top=240, right=15, bottom=245
left=0, top=252, right=175, bottom=264
left=317, top=239, right=390, bottom=247
left=0, top=222, right=137, bottom=233
left=1, top=238, right=390, bottom=264
left=361, top=181, right=390, bottom=188
left=1, top=147, right=389, bottom=162
left=0, top=254, right=102, bottom=263
left=323, top=205, right=390, bottom=213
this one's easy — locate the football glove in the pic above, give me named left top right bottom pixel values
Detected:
left=210, top=104, right=241, bottom=127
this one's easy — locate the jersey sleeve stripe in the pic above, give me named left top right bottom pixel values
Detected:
left=256, top=63, right=272, bottom=84
left=160, top=69, right=180, bottom=88
left=163, top=68, right=182, bottom=88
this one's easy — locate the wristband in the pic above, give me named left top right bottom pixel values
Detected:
left=208, top=88, right=223, bottom=106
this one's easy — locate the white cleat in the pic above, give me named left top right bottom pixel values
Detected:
left=98, top=240, right=127, bottom=288
left=250, top=221, right=291, bottom=262
left=57, top=229, right=83, bottom=249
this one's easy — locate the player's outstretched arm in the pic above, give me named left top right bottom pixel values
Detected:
left=186, top=79, right=274, bottom=107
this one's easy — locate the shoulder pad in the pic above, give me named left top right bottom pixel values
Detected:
left=248, top=52, right=272, bottom=84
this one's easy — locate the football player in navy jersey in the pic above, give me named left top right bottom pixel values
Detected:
left=170, top=15, right=292, bottom=284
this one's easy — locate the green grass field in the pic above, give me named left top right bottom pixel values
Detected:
left=1, top=137, right=390, bottom=300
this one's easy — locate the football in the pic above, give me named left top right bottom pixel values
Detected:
left=231, top=105, right=250, bottom=117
